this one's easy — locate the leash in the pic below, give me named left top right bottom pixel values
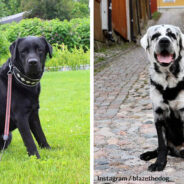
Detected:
left=3, top=69, right=12, bottom=141
left=0, top=63, right=13, bottom=161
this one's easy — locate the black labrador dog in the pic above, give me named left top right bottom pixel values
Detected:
left=0, top=36, right=52, bottom=158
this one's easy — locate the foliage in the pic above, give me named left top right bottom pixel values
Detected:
left=0, top=0, right=9, bottom=17
left=0, top=70, right=90, bottom=184
left=0, top=17, right=90, bottom=50
left=71, top=2, right=89, bottom=19
left=46, top=44, right=90, bottom=69
left=0, top=32, right=10, bottom=57
left=22, top=0, right=89, bottom=20
left=152, top=11, right=161, bottom=21
left=0, top=17, right=89, bottom=68
left=0, top=0, right=22, bottom=18
left=0, top=0, right=89, bottom=20
left=79, top=0, right=89, bottom=4
left=8, top=0, right=22, bottom=14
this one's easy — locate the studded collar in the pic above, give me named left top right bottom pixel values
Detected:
left=9, top=62, right=41, bottom=87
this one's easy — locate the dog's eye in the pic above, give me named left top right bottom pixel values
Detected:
left=166, top=32, right=177, bottom=40
left=20, top=50, right=27, bottom=55
left=151, top=33, right=161, bottom=40
left=37, top=48, right=43, bottom=53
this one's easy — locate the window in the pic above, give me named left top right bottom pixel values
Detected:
left=163, top=0, right=175, bottom=2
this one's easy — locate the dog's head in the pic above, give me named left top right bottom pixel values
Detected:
left=10, top=36, right=52, bottom=79
left=141, top=24, right=184, bottom=67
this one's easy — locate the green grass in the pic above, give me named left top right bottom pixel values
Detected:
left=0, top=70, right=90, bottom=184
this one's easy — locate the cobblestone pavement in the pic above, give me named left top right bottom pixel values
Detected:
left=94, top=9, right=184, bottom=184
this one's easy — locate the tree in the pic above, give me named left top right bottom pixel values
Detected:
left=78, top=0, right=89, bottom=5
left=71, top=2, right=89, bottom=19
left=0, top=0, right=89, bottom=20
left=21, top=0, right=88, bottom=20
left=0, top=0, right=9, bottom=18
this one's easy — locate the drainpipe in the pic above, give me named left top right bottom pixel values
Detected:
left=149, top=0, right=152, bottom=19
left=107, top=0, right=114, bottom=42
left=129, top=0, right=135, bottom=41
left=136, top=0, right=141, bottom=35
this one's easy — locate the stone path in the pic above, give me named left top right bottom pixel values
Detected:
left=94, top=9, right=184, bottom=184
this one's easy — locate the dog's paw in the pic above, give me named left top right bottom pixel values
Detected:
left=40, top=143, right=51, bottom=149
left=180, top=150, right=184, bottom=158
left=140, top=152, right=152, bottom=161
left=45, top=145, right=51, bottom=149
left=140, top=150, right=157, bottom=161
left=148, top=162, right=166, bottom=172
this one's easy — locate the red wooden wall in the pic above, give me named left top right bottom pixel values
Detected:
left=112, top=0, right=127, bottom=40
left=151, top=0, right=157, bottom=13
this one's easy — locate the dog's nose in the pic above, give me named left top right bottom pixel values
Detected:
left=159, top=38, right=170, bottom=47
left=28, top=59, right=38, bottom=65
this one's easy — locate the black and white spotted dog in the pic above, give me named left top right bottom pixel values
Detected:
left=140, top=24, right=184, bottom=171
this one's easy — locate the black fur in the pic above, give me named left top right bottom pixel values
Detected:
left=151, top=33, right=161, bottom=41
left=166, top=31, right=177, bottom=40
left=150, top=77, right=184, bottom=102
left=154, top=63, right=162, bottom=74
left=146, top=38, right=150, bottom=50
left=0, top=36, right=52, bottom=158
left=169, top=55, right=181, bottom=78
left=155, top=107, right=163, bottom=114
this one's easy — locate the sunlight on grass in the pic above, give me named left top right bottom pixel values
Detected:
left=0, top=70, right=90, bottom=184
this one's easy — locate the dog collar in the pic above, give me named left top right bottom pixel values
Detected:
left=10, top=63, right=41, bottom=87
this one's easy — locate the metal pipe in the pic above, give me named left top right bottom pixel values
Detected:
left=107, top=0, right=114, bottom=41
left=129, top=0, right=134, bottom=41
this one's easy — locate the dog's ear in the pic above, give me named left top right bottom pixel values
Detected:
left=179, top=32, right=184, bottom=49
left=174, top=26, right=184, bottom=49
left=140, top=33, right=148, bottom=51
left=181, top=34, right=184, bottom=49
left=9, top=38, right=24, bottom=62
left=9, top=39, right=18, bottom=62
left=40, top=37, right=52, bottom=58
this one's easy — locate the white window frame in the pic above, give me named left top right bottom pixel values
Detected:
left=163, top=0, right=175, bottom=2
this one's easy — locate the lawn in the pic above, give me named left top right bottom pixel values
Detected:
left=0, top=70, right=90, bottom=184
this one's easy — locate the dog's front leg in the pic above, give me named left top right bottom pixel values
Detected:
left=16, top=118, right=40, bottom=158
left=148, top=121, right=168, bottom=171
left=29, top=110, right=51, bottom=149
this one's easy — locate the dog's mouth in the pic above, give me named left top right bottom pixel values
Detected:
left=26, top=71, right=43, bottom=79
left=154, top=51, right=175, bottom=65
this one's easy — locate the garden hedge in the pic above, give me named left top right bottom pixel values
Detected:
left=0, top=17, right=90, bottom=50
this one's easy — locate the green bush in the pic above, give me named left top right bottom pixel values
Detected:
left=46, top=44, right=90, bottom=70
left=0, top=32, right=10, bottom=57
left=0, top=17, right=90, bottom=50
left=0, top=17, right=89, bottom=69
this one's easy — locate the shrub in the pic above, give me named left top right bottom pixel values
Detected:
left=0, top=32, right=10, bottom=57
left=0, top=17, right=90, bottom=50
left=46, top=44, right=90, bottom=70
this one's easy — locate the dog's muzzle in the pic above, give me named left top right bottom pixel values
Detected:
left=154, top=37, right=175, bottom=66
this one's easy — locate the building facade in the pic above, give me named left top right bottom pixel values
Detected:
left=157, top=0, right=184, bottom=8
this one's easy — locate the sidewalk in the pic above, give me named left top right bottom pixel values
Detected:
left=94, top=9, right=184, bottom=184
